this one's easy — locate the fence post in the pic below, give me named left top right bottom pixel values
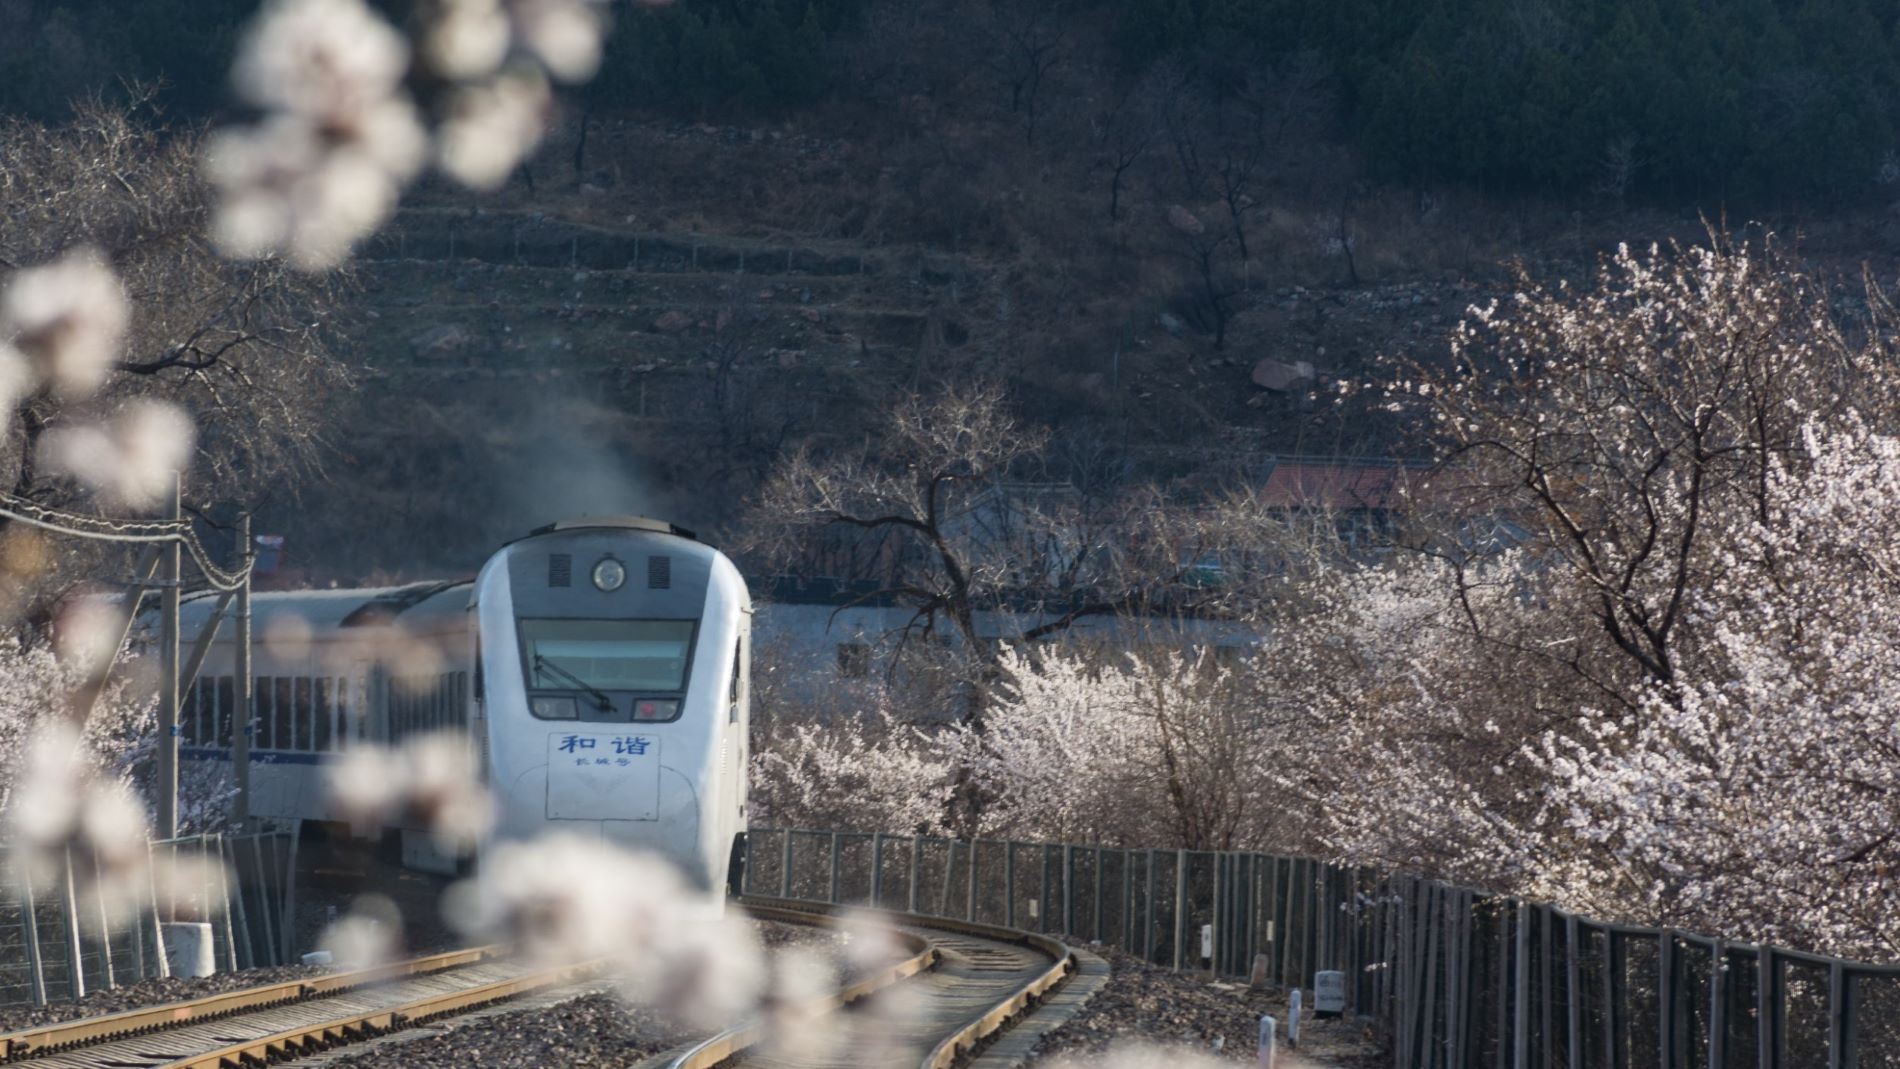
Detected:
left=870, top=833, right=884, bottom=908
left=1062, top=843, right=1074, bottom=936
left=908, top=835, right=921, bottom=915
left=1005, top=842, right=1017, bottom=929
left=148, top=842, right=172, bottom=977
left=91, top=848, right=115, bottom=990
left=780, top=831, right=793, bottom=899
left=1420, top=884, right=1443, bottom=1069
left=1757, top=947, right=1777, bottom=1069
left=1040, top=845, right=1052, bottom=933
left=63, top=849, right=85, bottom=1000
left=242, top=839, right=272, bottom=969
left=214, top=836, right=240, bottom=972
left=1827, top=959, right=1847, bottom=1069
left=20, top=859, right=45, bottom=1006
left=234, top=513, right=253, bottom=831
left=1565, top=913, right=1583, bottom=1069
left=223, top=837, right=254, bottom=970
left=1513, top=903, right=1530, bottom=1069
left=1117, top=854, right=1132, bottom=953
left=1093, top=847, right=1104, bottom=945
left=828, top=832, right=841, bottom=905
left=1173, top=849, right=1187, bottom=971
left=1659, top=930, right=1676, bottom=1069
left=157, top=472, right=181, bottom=840
left=281, top=829, right=298, bottom=964
left=1144, top=849, right=1156, bottom=962
left=1212, top=854, right=1225, bottom=974
left=966, top=840, right=978, bottom=922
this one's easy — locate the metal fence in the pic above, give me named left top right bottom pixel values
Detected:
left=744, top=828, right=1900, bottom=1068
left=0, top=831, right=294, bottom=1007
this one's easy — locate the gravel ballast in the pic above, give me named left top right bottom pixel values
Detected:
left=0, top=964, right=328, bottom=1034
left=320, top=918, right=843, bottom=1069
left=1027, top=945, right=1384, bottom=1066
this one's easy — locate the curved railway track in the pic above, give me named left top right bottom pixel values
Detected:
left=0, top=901, right=1082, bottom=1069
left=669, top=898, right=1077, bottom=1069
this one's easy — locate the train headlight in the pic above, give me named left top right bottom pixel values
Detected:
left=633, top=699, right=678, bottom=721
left=531, top=696, right=578, bottom=720
left=592, top=557, right=626, bottom=592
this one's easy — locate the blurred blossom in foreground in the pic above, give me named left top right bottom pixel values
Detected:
left=207, top=112, right=425, bottom=271
left=232, top=0, right=409, bottom=120
left=51, top=597, right=127, bottom=682
left=1044, top=1043, right=1308, bottom=1069
left=0, top=248, right=128, bottom=401
left=436, top=72, right=553, bottom=191
left=4, top=722, right=231, bottom=928
left=38, top=400, right=196, bottom=512
left=424, top=0, right=513, bottom=80
left=318, top=893, right=404, bottom=968
left=758, top=910, right=922, bottom=1065
left=759, top=945, right=846, bottom=1063
left=209, top=0, right=425, bottom=270
left=442, top=834, right=768, bottom=1029
left=512, top=0, right=607, bottom=82
left=325, top=731, right=493, bottom=851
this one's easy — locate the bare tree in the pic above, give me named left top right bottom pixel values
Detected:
left=985, top=2, right=1066, bottom=144
left=1094, top=78, right=1161, bottom=222
left=1391, top=236, right=1884, bottom=696
left=748, top=384, right=1236, bottom=685
left=0, top=97, right=347, bottom=615
left=1166, top=205, right=1243, bottom=348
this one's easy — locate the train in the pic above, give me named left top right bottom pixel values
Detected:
left=163, top=516, right=752, bottom=894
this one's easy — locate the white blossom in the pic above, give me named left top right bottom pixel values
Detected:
left=0, top=248, right=128, bottom=400
left=435, top=72, right=553, bottom=191
left=38, top=400, right=195, bottom=512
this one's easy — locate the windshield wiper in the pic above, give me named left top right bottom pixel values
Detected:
left=533, top=654, right=613, bottom=711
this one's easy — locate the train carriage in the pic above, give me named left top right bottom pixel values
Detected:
left=167, top=516, right=751, bottom=895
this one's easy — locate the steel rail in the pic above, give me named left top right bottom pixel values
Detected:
left=667, top=898, right=1074, bottom=1069
left=666, top=902, right=941, bottom=1069
left=0, top=944, right=501, bottom=1061
left=154, top=957, right=609, bottom=1069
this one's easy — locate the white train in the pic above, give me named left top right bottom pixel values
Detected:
left=168, top=517, right=752, bottom=893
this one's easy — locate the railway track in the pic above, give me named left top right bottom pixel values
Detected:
left=0, top=901, right=1083, bottom=1069
left=0, top=945, right=599, bottom=1069
left=667, top=898, right=1079, bottom=1069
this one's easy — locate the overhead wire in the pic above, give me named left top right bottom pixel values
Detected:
left=0, top=490, right=254, bottom=591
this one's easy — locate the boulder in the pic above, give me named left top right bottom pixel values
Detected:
left=408, top=324, right=473, bottom=357
left=1251, top=358, right=1316, bottom=392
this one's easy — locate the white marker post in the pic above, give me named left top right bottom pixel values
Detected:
left=1287, top=989, right=1302, bottom=1048
left=1257, top=1015, right=1276, bottom=1069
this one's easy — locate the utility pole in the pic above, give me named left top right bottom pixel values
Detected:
left=233, top=513, right=253, bottom=831
left=157, top=471, right=181, bottom=841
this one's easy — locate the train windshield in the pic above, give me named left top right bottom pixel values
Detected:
left=520, top=619, right=694, bottom=691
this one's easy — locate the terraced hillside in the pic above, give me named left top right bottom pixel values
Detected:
left=292, top=207, right=1003, bottom=575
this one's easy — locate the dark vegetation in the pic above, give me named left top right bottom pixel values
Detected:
left=6, top=0, right=1900, bottom=576
left=10, top=0, right=1899, bottom=204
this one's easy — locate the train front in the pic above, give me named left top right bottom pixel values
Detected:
left=471, top=517, right=750, bottom=893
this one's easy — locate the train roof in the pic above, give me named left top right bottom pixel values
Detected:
left=518, top=515, right=699, bottom=542
left=173, top=579, right=473, bottom=637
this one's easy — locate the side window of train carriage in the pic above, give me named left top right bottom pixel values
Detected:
left=314, top=678, right=334, bottom=751
left=216, top=677, right=234, bottom=748
left=274, top=678, right=295, bottom=751
left=255, top=677, right=274, bottom=749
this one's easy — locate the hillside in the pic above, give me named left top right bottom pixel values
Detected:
left=55, top=0, right=1880, bottom=576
